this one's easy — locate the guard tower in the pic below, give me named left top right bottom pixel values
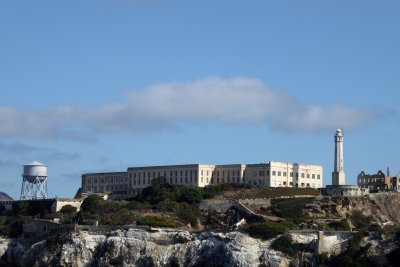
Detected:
left=20, top=161, right=48, bottom=200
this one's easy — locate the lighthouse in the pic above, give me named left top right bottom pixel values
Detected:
left=332, top=128, right=345, bottom=185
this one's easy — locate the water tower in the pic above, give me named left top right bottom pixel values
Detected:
left=20, top=161, right=48, bottom=200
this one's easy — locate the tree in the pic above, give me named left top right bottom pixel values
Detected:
left=60, top=204, right=77, bottom=214
left=179, top=187, right=203, bottom=204
left=81, top=195, right=103, bottom=214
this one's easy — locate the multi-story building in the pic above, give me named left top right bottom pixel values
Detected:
left=357, top=170, right=392, bottom=192
left=81, top=172, right=128, bottom=199
left=81, top=161, right=323, bottom=198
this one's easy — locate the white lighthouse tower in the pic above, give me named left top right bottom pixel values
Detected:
left=332, top=128, right=345, bottom=185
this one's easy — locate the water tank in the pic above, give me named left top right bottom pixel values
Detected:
left=22, top=161, right=48, bottom=183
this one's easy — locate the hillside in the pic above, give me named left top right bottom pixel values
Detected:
left=0, top=192, right=12, bottom=201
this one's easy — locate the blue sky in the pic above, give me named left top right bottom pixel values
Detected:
left=0, top=0, right=399, bottom=199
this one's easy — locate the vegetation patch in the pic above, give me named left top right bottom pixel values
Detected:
left=60, top=205, right=77, bottom=214
left=328, top=219, right=351, bottom=231
left=136, top=215, right=177, bottom=228
left=270, top=197, right=314, bottom=219
left=271, top=234, right=302, bottom=256
left=350, top=210, right=371, bottom=229
left=109, top=255, right=124, bottom=266
left=243, top=220, right=295, bottom=240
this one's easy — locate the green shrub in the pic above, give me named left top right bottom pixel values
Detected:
left=153, top=200, right=179, bottom=212
left=202, top=183, right=252, bottom=199
left=270, top=197, right=314, bottom=218
left=271, top=234, right=301, bottom=256
left=176, top=203, right=199, bottom=228
left=125, top=200, right=151, bottom=211
left=109, top=208, right=135, bottom=225
left=136, top=216, right=177, bottom=228
left=243, top=221, right=294, bottom=240
left=109, top=255, right=124, bottom=266
left=350, top=210, right=370, bottom=229
left=60, top=205, right=77, bottom=214
left=81, top=195, right=104, bottom=214
left=329, top=219, right=352, bottom=231
left=179, top=187, right=203, bottom=204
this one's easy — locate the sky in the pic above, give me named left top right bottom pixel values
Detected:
left=0, top=0, right=399, bottom=199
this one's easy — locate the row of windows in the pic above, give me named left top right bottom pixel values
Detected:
left=131, top=175, right=246, bottom=187
left=85, top=177, right=127, bottom=184
left=130, top=169, right=198, bottom=179
left=359, top=177, right=385, bottom=183
left=271, top=181, right=319, bottom=188
left=201, top=176, right=243, bottom=184
left=131, top=176, right=198, bottom=186
left=130, top=169, right=246, bottom=179
left=271, top=171, right=321, bottom=179
left=85, top=184, right=127, bottom=192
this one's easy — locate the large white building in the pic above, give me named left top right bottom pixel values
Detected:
left=81, top=161, right=323, bottom=198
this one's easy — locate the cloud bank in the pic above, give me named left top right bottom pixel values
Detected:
left=0, top=77, right=381, bottom=138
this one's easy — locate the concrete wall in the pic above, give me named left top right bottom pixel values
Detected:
left=51, top=199, right=83, bottom=213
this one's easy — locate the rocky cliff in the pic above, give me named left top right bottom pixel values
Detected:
left=0, top=229, right=293, bottom=267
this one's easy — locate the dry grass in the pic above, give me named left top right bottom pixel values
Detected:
left=213, top=187, right=320, bottom=201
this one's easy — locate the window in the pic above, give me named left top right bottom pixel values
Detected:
left=278, top=171, right=281, bottom=176
left=289, top=182, right=293, bottom=186
left=307, top=174, right=310, bottom=179
left=201, top=177, right=204, bottom=183
left=283, top=172, right=287, bottom=177
left=283, top=181, right=287, bottom=185
left=290, top=172, right=293, bottom=177
left=312, top=174, right=315, bottom=179
left=180, top=177, right=183, bottom=183
left=272, top=171, right=276, bottom=176
left=301, top=173, right=305, bottom=178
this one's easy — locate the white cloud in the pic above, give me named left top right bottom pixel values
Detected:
left=0, top=77, right=381, bottom=138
